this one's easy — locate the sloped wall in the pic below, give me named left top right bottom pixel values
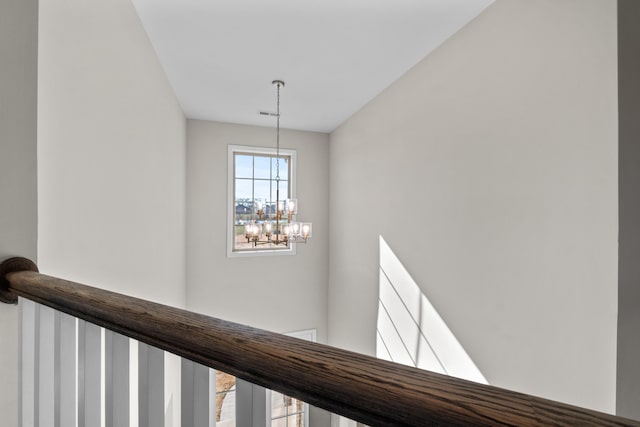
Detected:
left=329, top=0, right=618, bottom=413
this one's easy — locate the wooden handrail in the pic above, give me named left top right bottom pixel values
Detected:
left=1, top=257, right=638, bottom=427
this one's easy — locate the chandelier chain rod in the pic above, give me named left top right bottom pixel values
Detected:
left=275, top=81, right=281, bottom=237
left=276, top=81, right=281, bottom=182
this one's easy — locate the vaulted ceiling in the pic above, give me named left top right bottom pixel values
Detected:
left=131, top=0, right=494, bottom=133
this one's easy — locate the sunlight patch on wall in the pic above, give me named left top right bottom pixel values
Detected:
left=377, top=236, right=487, bottom=384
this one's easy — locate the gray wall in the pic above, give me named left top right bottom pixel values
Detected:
left=186, top=120, right=330, bottom=342
left=0, top=0, right=38, bottom=425
left=1, top=0, right=627, bottom=422
left=37, top=0, right=186, bottom=305
left=329, top=0, right=618, bottom=414
left=617, top=0, right=640, bottom=420
left=37, top=0, right=187, bottom=423
left=186, top=120, right=331, bottom=426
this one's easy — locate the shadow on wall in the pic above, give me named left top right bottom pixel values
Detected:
left=377, top=236, right=487, bottom=384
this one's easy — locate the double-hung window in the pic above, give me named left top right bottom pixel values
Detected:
left=228, top=145, right=296, bottom=256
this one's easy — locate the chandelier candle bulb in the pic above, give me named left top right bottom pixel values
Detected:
left=302, top=223, right=312, bottom=240
left=287, top=199, right=297, bottom=214
left=256, top=201, right=264, bottom=218
left=250, top=223, right=262, bottom=241
left=291, top=222, right=301, bottom=238
left=287, top=199, right=297, bottom=222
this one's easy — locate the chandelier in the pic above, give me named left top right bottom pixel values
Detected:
left=244, top=80, right=312, bottom=247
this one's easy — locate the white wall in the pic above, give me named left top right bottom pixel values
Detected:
left=0, top=0, right=38, bottom=424
left=38, top=0, right=186, bottom=305
left=187, top=120, right=329, bottom=342
left=37, top=0, right=186, bottom=424
left=329, top=0, right=618, bottom=414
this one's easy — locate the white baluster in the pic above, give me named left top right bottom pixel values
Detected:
left=58, top=312, right=77, bottom=426
left=105, top=331, right=129, bottom=427
left=138, top=342, right=164, bottom=427
left=236, top=379, right=266, bottom=427
left=20, top=297, right=37, bottom=427
left=181, top=359, right=214, bottom=427
left=78, top=320, right=102, bottom=427
left=38, top=305, right=55, bottom=427
left=208, top=368, right=215, bottom=427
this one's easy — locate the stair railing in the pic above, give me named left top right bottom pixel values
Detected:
left=1, top=256, right=638, bottom=427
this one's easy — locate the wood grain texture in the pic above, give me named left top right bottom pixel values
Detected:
left=1, top=259, right=638, bottom=427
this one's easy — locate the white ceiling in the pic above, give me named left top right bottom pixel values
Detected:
left=131, top=0, right=494, bottom=133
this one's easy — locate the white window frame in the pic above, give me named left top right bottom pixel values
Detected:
left=227, top=145, right=298, bottom=258
left=265, top=329, right=316, bottom=427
